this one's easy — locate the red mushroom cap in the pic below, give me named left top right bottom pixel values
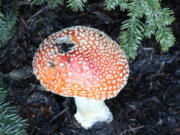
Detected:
left=33, top=26, right=129, bottom=100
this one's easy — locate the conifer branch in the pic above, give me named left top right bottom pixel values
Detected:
left=30, top=0, right=64, bottom=8
left=30, top=0, right=87, bottom=11
left=28, top=0, right=175, bottom=58
left=0, top=6, right=18, bottom=47
left=117, top=0, right=175, bottom=58
left=120, top=17, right=144, bottom=59
left=0, top=73, right=28, bottom=135
left=67, top=0, right=87, bottom=11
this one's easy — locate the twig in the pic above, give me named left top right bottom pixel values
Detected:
left=19, top=15, right=28, bottom=29
left=38, top=109, right=66, bottom=133
left=48, top=109, right=66, bottom=123
left=143, top=47, right=154, bottom=51
left=16, top=0, right=30, bottom=6
left=120, top=125, right=145, bottom=135
left=28, top=5, right=49, bottom=23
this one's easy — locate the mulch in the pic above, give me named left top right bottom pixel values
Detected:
left=0, top=0, right=180, bottom=135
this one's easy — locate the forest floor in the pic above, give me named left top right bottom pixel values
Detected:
left=0, top=0, right=180, bottom=135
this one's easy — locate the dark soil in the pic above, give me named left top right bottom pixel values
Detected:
left=0, top=0, right=180, bottom=135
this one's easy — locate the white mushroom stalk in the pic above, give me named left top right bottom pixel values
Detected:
left=74, top=97, right=113, bottom=129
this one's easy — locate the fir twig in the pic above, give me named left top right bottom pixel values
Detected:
left=0, top=6, right=18, bottom=47
left=115, top=0, right=175, bottom=58
left=0, top=73, right=28, bottom=135
left=67, top=0, right=87, bottom=11
left=28, top=0, right=175, bottom=58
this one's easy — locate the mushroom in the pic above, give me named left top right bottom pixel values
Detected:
left=32, top=26, right=129, bottom=129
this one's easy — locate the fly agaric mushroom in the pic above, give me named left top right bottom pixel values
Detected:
left=32, top=26, right=129, bottom=129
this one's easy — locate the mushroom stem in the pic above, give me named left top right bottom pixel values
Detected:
left=74, top=97, right=113, bottom=129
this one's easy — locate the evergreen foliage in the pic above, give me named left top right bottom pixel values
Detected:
left=30, top=0, right=87, bottom=11
left=29, top=0, right=175, bottom=59
left=0, top=0, right=175, bottom=58
left=104, top=0, right=175, bottom=58
left=0, top=3, right=18, bottom=47
left=0, top=74, right=27, bottom=135
left=0, top=1, right=27, bottom=134
left=30, top=0, right=64, bottom=8
left=67, top=0, right=87, bottom=11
